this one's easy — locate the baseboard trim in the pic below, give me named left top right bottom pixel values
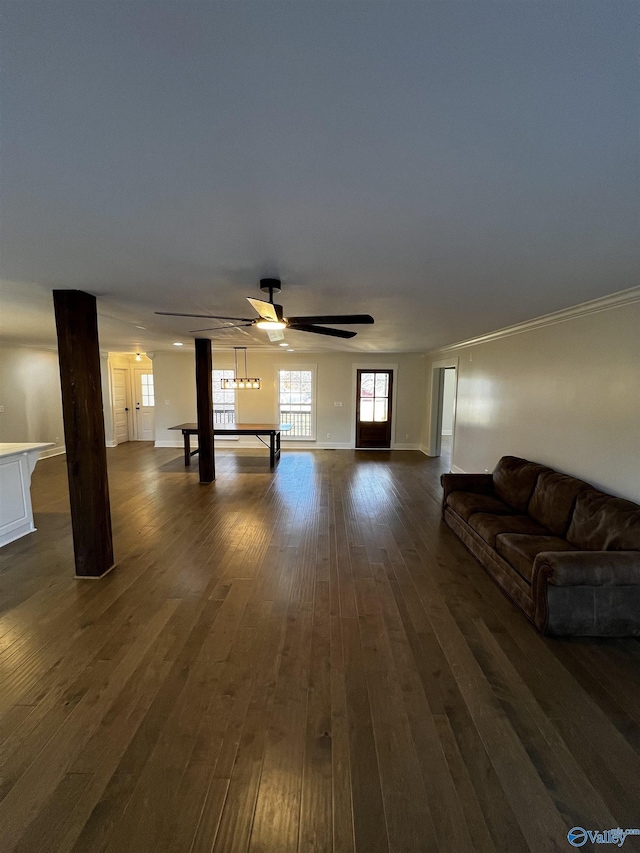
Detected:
left=154, top=439, right=422, bottom=452
left=74, top=562, right=117, bottom=580
left=106, top=440, right=117, bottom=448
left=39, top=446, right=65, bottom=459
left=281, top=441, right=353, bottom=450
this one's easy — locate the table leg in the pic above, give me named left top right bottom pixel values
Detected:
left=270, top=432, right=275, bottom=468
left=184, top=432, right=191, bottom=466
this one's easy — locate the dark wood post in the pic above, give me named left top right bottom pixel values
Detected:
left=53, top=290, right=115, bottom=578
left=195, top=338, right=215, bottom=482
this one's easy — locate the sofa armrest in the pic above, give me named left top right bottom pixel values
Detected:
left=532, top=551, right=640, bottom=636
left=533, top=550, right=640, bottom=587
left=440, top=473, right=494, bottom=503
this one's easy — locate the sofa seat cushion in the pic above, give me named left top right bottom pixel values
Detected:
left=492, top=456, right=550, bottom=513
left=447, top=491, right=515, bottom=523
left=567, top=489, right=640, bottom=551
left=528, top=470, right=590, bottom=536
left=496, top=534, right=577, bottom=583
left=468, top=513, right=549, bottom=548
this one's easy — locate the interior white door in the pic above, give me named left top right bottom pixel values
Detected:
left=112, top=368, right=130, bottom=444
left=133, top=368, right=155, bottom=441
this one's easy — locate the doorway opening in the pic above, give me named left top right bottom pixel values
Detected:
left=107, top=353, right=155, bottom=444
left=440, top=368, right=456, bottom=465
left=427, top=359, right=458, bottom=462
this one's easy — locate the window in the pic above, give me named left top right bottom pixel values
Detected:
left=278, top=367, right=316, bottom=439
left=140, top=374, right=154, bottom=407
left=212, top=370, right=236, bottom=424
left=358, top=371, right=389, bottom=421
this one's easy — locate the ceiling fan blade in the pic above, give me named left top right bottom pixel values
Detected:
left=289, top=324, right=357, bottom=339
left=188, top=323, right=254, bottom=333
left=287, top=314, right=374, bottom=325
left=156, top=311, right=253, bottom=321
left=246, top=298, right=283, bottom=322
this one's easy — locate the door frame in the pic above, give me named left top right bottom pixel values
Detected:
left=105, top=354, right=155, bottom=445
left=427, top=357, right=459, bottom=459
left=132, top=367, right=156, bottom=442
left=351, top=362, right=398, bottom=449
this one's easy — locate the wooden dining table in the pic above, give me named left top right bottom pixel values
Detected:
left=168, top=423, right=293, bottom=468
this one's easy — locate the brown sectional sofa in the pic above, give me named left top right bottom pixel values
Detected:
left=441, top=456, right=640, bottom=636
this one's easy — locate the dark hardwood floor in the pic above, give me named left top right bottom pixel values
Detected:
left=1, top=442, right=639, bottom=853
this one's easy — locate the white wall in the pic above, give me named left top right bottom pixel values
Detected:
left=0, top=344, right=123, bottom=456
left=424, top=299, right=640, bottom=501
left=153, top=351, right=197, bottom=444
left=0, top=344, right=65, bottom=457
left=154, top=350, right=426, bottom=449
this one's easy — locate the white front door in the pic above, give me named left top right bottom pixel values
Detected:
left=112, top=368, right=130, bottom=444
left=133, top=369, right=155, bottom=441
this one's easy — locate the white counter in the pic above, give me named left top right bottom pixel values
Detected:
left=0, top=442, right=55, bottom=547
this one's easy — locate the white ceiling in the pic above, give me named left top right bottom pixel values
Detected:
left=0, top=2, right=637, bottom=354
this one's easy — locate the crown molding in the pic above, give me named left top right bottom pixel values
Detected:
left=0, top=339, right=58, bottom=352
left=428, top=287, right=640, bottom=355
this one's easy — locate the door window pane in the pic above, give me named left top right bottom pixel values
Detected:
left=373, top=398, right=388, bottom=422
left=375, top=373, right=389, bottom=397
left=360, top=373, right=375, bottom=397
left=360, top=399, right=374, bottom=422
left=358, top=371, right=391, bottom=424
left=140, top=374, right=154, bottom=407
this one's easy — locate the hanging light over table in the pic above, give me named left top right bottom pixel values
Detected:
left=220, top=347, right=261, bottom=390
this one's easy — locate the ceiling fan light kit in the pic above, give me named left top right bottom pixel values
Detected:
left=255, top=319, right=287, bottom=330
left=156, top=278, right=374, bottom=340
left=220, top=347, right=261, bottom=390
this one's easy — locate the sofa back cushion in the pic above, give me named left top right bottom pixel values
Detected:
left=492, top=456, right=548, bottom=512
left=567, top=489, right=640, bottom=551
left=528, top=470, right=590, bottom=536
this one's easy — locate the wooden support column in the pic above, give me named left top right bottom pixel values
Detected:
left=53, top=290, right=115, bottom=578
left=195, top=338, right=215, bottom=482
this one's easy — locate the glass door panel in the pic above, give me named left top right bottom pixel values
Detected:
left=356, top=369, right=393, bottom=448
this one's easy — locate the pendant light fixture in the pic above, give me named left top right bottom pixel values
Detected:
left=220, top=347, right=261, bottom=390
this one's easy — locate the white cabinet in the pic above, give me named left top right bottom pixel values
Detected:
left=0, top=443, right=54, bottom=547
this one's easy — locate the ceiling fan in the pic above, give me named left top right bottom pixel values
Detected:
left=156, top=278, right=374, bottom=339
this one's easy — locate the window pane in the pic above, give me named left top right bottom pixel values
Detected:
left=375, top=373, right=389, bottom=397
left=360, top=399, right=374, bottom=421
left=360, top=373, right=375, bottom=397
left=279, top=369, right=314, bottom=438
left=280, top=371, right=290, bottom=391
left=212, top=369, right=236, bottom=423
left=373, top=398, right=387, bottom=422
